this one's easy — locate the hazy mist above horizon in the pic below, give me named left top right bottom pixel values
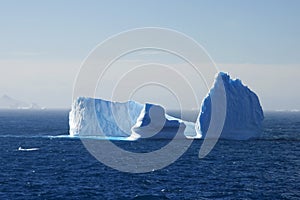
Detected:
left=0, top=1, right=299, bottom=110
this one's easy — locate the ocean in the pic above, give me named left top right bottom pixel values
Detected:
left=0, top=110, right=299, bottom=199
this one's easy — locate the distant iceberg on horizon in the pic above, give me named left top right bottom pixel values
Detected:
left=69, top=72, right=264, bottom=140
left=0, top=94, right=44, bottom=110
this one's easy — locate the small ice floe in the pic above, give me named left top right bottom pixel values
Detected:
left=18, top=147, right=39, bottom=151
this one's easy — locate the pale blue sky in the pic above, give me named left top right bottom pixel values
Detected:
left=0, top=0, right=299, bottom=109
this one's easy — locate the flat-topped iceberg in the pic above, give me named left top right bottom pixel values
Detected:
left=69, top=97, right=143, bottom=137
left=196, top=72, right=264, bottom=140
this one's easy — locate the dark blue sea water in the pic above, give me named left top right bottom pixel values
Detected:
left=0, top=110, right=299, bottom=199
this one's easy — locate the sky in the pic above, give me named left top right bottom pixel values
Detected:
left=0, top=0, right=299, bottom=110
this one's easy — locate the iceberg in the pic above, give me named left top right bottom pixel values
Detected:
left=69, top=97, right=143, bottom=137
left=132, top=103, right=187, bottom=139
left=69, top=97, right=188, bottom=139
left=0, top=94, right=43, bottom=109
left=196, top=72, right=264, bottom=140
left=69, top=72, right=264, bottom=140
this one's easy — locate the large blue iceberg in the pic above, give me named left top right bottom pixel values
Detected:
left=196, top=72, right=264, bottom=140
left=69, top=72, right=264, bottom=140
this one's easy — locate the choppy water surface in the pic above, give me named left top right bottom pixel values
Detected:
left=0, top=110, right=299, bottom=199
